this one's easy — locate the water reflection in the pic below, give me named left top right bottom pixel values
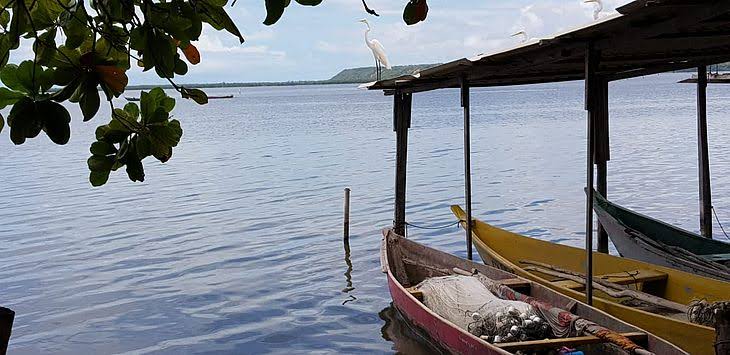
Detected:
left=379, top=304, right=445, bottom=355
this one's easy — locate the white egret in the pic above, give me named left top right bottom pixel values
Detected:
left=358, top=19, right=391, bottom=81
left=584, top=0, right=603, bottom=20
left=511, top=30, right=528, bottom=43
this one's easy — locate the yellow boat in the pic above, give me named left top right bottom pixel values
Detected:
left=451, top=205, right=729, bottom=355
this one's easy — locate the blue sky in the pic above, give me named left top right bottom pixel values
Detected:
left=11, top=0, right=631, bottom=84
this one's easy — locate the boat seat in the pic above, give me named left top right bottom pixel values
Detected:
left=552, top=269, right=667, bottom=290
left=498, top=278, right=531, bottom=293
left=496, top=332, right=647, bottom=352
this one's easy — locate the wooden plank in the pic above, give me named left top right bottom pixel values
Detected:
left=496, top=332, right=647, bottom=352
left=551, top=269, right=668, bottom=290
left=498, top=278, right=531, bottom=290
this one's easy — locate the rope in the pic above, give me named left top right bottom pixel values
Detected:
left=711, top=206, right=730, bottom=241
left=405, top=220, right=464, bottom=230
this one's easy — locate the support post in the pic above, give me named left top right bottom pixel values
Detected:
left=0, top=307, right=13, bottom=355
left=343, top=187, right=350, bottom=241
left=584, top=44, right=599, bottom=306
left=596, top=78, right=610, bottom=254
left=697, top=65, right=712, bottom=239
left=393, top=91, right=411, bottom=236
left=461, top=77, right=473, bottom=260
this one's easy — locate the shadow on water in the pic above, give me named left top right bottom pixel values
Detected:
left=379, top=304, right=446, bottom=355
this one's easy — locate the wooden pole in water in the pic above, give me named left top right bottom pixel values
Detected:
left=460, top=76, right=473, bottom=260
left=584, top=44, right=598, bottom=306
left=596, top=78, right=610, bottom=254
left=393, top=91, right=412, bottom=236
left=0, top=307, right=14, bottom=355
left=344, top=188, right=350, bottom=241
left=697, top=65, right=712, bottom=239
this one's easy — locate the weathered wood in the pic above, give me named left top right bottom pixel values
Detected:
left=343, top=187, right=350, bottom=241
left=0, top=307, right=14, bottom=355
left=522, top=264, right=687, bottom=313
left=596, top=78, right=610, bottom=254
left=715, top=303, right=730, bottom=355
left=584, top=43, right=598, bottom=305
left=461, top=77, right=473, bottom=260
left=393, top=91, right=411, bottom=236
left=697, top=65, right=712, bottom=239
left=496, top=332, right=647, bottom=352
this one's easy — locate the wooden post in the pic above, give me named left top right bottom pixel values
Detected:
left=393, top=91, right=412, bottom=236
left=0, top=307, right=13, bottom=355
left=716, top=303, right=730, bottom=355
left=461, top=77, right=473, bottom=260
left=343, top=188, right=350, bottom=241
left=697, top=65, right=712, bottom=239
left=596, top=78, right=610, bottom=254
left=584, top=44, right=599, bottom=306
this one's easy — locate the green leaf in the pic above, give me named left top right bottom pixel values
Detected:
left=181, top=88, right=208, bottom=105
left=148, top=107, right=169, bottom=124
left=0, top=63, right=27, bottom=93
left=7, top=97, right=42, bottom=145
left=200, top=2, right=245, bottom=43
left=0, top=9, right=10, bottom=28
left=0, top=87, right=25, bottom=109
left=294, top=0, right=321, bottom=5
left=95, top=118, right=131, bottom=143
left=62, top=3, right=91, bottom=49
left=39, top=101, right=71, bottom=145
left=124, top=102, right=140, bottom=119
left=403, top=0, right=428, bottom=25
left=174, top=57, right=188, bottom=76
left=0, top=113, right=4, bottom=133
left=90, top=141, right=117, bottom=156
left=264, top=0, right=288, bottom=26
left=88, top=155, right=115, bottom=172
left=0, top=35, right=10, bottom=68
left=79, top=81, right=100, bottom=121
left=34, top=29, right=58, bottom=67
left=89, top=170, right=110, bottom=186
left=135, top=135, right=151, bottom=159
left=125, top=152, right=145, bottom=182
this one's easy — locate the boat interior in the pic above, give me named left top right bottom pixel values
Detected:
left=383, top=231, right=663, bottom=354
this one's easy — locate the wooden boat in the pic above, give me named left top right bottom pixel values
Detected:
left=593, top=191, right=730, bottom=281
left=451, top=206, right=729, bottom=355
left=381, top=228, right=686, bottom=354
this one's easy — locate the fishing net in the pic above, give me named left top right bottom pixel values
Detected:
left=416, top=275, right=552, bottom=343
left=688, top=299, right=730, bottom=326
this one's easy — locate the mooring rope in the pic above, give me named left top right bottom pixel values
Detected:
left=711, top=206, right=730, bottom=241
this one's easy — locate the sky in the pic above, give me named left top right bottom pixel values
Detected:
left=11, top=0, right=633, bottom=84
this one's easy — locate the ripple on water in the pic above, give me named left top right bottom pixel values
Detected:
left=1, top=75, right=727, bottom=353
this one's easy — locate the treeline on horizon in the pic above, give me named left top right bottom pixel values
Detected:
left=124, top=62, right=728, bottom=91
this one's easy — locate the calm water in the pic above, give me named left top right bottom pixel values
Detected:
left=2, top=73, right=730, bottom=354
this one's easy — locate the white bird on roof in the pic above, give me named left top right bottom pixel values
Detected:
left=511, top=30, right=528, bottom=43
left=358, top=19, right=391, bottom=81
left=584, top=0, right=604, bottom=20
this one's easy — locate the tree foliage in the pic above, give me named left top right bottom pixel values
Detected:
left=0, top=0, right=428, bottom=186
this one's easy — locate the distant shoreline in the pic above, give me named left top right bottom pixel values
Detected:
left=126, top=64, right=439, bottom=91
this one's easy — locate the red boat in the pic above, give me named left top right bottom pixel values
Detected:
left=380, top=229, right=685, bottom=355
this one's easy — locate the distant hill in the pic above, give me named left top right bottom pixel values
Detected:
left=326, top=64, right=439, bottom=83
left=124, top=63, right=440, bottom=91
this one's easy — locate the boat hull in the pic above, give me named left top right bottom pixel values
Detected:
left=382, top=229, right=685, bottom=355
left=451, top=205, right=726, bottom=355
left=387, top=271, right=505, bottom=354
left=593, top=191, right=730, bottom=281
